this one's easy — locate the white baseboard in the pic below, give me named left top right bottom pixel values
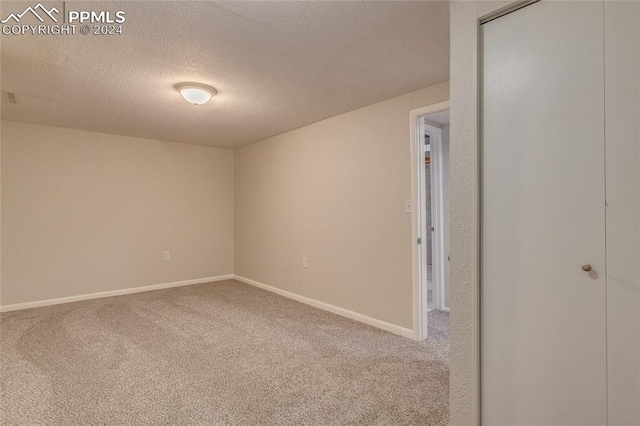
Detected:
left=2, top=274, right=416, bottom=340
left=0, top=275, right=234, bottom=313
left=233, top=274, right=414, bottom=339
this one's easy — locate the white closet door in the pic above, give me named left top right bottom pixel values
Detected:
left=481, top=2, right=607, bottom=425
left=604, top=2, right=640, bottom=424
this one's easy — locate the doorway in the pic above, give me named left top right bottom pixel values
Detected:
left=410, top=101, right=450, bottom=340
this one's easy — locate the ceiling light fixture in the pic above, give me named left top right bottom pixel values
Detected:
left=175, top=82, right=217, bottom=105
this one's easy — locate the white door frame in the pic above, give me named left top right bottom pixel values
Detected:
left=425, top=122, right=446, bottom=313
left=410, top=100, right=450, bottom=340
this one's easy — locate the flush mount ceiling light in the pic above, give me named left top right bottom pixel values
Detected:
left=175, top=82, right=217, bottom=105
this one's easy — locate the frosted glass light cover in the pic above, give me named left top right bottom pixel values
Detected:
left=175, top=83, right=216, bottom=105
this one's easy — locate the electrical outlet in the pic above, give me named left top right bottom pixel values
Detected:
left=163, top=251, right=170, bottom=260
left=404, top=199, right=412, bottom=213
left=302, top=257, right=308, bottom=268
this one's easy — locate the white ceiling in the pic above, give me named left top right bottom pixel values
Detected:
left=1, top=1, right=450, bottom=149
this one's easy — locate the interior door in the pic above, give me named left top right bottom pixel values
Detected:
left=481, top=1, right=607, bottom=425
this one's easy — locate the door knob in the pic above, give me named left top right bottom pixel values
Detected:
left=581, top=264, right=592, bottom=272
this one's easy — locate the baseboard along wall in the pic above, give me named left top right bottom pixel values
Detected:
left=1, top=274, right=415, bottom=339
left=0, top=275, right=234, bottom=312
left=233, top=275, right=414, bottom=339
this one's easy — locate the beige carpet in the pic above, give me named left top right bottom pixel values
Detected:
left=0, top=279, right=449, bottom=425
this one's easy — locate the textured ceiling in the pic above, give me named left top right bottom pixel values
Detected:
left=1, top=1, right=449, bottom=148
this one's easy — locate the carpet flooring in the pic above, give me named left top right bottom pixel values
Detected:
left=0, top=279, right=449, bottom=425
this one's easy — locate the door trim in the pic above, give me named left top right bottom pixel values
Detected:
left=424, top=122, right=447, bottom=312
left=410, top=100, right=450, bottom=340
left=479, top=0, right=540, bottom=25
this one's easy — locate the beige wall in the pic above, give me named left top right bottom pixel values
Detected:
left=1, top=121, right=234, bottom=306
left=449, top=2, right=507, bottom=424
left=234, top=82, right=449, bottom=330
